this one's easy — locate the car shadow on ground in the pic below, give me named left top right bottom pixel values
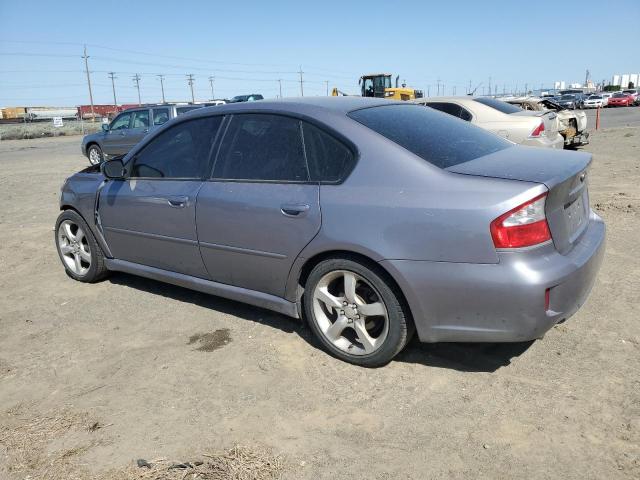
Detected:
left=107, top=272, right=533, bottom=373
left=396, top=337, right=534, bottom=372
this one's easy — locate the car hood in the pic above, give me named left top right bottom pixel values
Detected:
left=82, top=131, right=103, bottom=144
left=446, top=145, right=591, bottom=189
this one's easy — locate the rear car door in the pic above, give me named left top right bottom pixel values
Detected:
left=102, top=111, right=133, bottom=155
left=99, top=116, right=223, bottom=278
left=196, top=113, right=321, bottom=296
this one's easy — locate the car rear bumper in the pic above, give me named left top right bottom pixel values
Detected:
left=381, top=210, right=605, bottom=343
left=521, top=134, right=565, bottom=149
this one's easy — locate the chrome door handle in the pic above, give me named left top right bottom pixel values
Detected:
left=281, top=204, right=310, bottom=217
left=167, top=196, right=189, bottom=208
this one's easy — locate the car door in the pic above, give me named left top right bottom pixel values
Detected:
left=99, top=115, right=223, bottom=278
left=196, top=113, right=321, bottom=297
left=125, top=109, right=151, bottom=150
left=102, top=111, right=133, bottom=155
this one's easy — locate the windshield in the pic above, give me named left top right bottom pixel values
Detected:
left=348, top=104, right=512, bottom=169
left=589, top=95, right=602, bottom=99
left=473, top=97, right=522, bottom=114
left=623, top=90, right=636, bottom=95
left=612, top=93, right=626, bottom=98
left=559, top=94, right=576, bottom=100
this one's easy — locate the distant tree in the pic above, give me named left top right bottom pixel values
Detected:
left=603, top=84, right=621, bottom=92
left=629, top=81, right=635, bottom=89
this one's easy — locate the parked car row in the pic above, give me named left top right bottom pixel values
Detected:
left=59, top=97, right=605, bottom=366
left=82, top=95, right=264, bottom=164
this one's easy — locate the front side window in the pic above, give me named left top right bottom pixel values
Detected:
left=153, top=108, right=170, bottom=125
left=349, top=104, right=512, bottom=169
left=110, top=112, right=132, bottom=130
left=212, top=114, right=308, bottom=182
left=129, top=116, right=222, bottom=179
left=131, top=110, right=150, bottom=129
left=302, top=122, right=354, bottom=183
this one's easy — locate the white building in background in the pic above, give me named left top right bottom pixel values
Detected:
left=554, top=81, right=566, bottom=89
left=611, top=73, right=640, bottom=87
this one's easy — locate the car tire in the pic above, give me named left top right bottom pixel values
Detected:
left=303, top=257, right=414, bottom=367
left=87, top=144, right=104, bottom=165
left=55, top=210, right=109, bottom=283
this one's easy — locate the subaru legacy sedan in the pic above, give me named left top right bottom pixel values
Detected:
left=55, top=97, right=605, bottom=367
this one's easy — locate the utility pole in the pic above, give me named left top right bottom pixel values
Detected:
left=187, top=74, right=195, bottom=103
left=157, top=74, right=166, bottom=103
left=298, top=66, right=304, bottom=96
left=82, top=45, right=95, bottom=121
left=488, top=76, right=492, bottom=97
left=132, top=74, right=142, bottom=105
left=452, top=85, right=456, bottom=95
left=108, top=72, right=117, bottom=106
left=436, top=78, right=441, bottom=96
left=427, top=85, right=430, bottom=97
left=278, top=79, right=282, bottom=98
left=208, top=75, right=215, bottom=100
left=325, top=80, right=329, bottom=96
left=524, top=83, right=528, bottom=95
left=468, top=79, right=472, bottom=95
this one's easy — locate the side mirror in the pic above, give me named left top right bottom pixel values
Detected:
left=101, top=159, right=125, bottom=179
left=101, top=123, right=109, bottom=132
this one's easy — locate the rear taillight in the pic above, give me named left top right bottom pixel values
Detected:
left=530, top=121, right=545, bottom=138
left=490, top=193, right=551, bottom=248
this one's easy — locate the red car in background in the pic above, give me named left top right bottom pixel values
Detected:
left=607, top=93, right=634, bottom=107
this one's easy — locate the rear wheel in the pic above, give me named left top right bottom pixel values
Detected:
left=304, top=258, right=413, bottom=367
left=87, top=144, right=103, bottom=165
left=55, top=210, right=109, bottom=283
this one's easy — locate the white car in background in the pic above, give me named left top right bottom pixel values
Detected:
left=583, top=95, right=605, bottom=108
left=600, top=92, right=613, bottom=106
left=413, top=96, right=564, bottom=149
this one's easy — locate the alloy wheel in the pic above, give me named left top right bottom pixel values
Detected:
left=312, top=270, right=389, bottom=356
left=88, top=147, right=101, bottom=165
left=57, top=220, right=91, bottom=276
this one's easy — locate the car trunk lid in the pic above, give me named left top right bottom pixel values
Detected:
left=510, top=109, right=560, bottom=136
left=447, top=146, right=591, bottom=254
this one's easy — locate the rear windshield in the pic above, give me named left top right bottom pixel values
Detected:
left=348, top=104, right=512, bottom=169
left=473, top=97, right=522, bottom=114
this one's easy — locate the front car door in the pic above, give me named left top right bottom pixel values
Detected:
left=102, top=111, right=133, bottom=156
left=99, top=115, right=223, bottom=278
left=196, top=113, right=321, bottom=296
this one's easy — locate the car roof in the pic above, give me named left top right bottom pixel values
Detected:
left=189, top=96, right=402, bottom=117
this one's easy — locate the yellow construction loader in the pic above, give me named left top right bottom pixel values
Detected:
left=332, top=73, right=423, bottom=101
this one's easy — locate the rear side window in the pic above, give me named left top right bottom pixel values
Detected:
left=349, top=104, right=512, bottom=169
left=129, top=116, right=222, bottom=178
left=473, top=97, right=522, bottom=114
left=131, top=110, right=150, bottom=128
left=213, top=114, right=308, bottom=182
left=302, top=122, right=354, bottom=182
left=152, top=108, right=170, bottom=125
left=176, top=106, right=203, bottom=115
left=426, top=102, right=472, bottom=122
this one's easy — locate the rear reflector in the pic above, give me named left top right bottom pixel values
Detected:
left=530, top=120, right=545, bottom=138
left=490, top=193, right=551, bottom=248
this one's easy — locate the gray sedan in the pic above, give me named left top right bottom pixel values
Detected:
left=55, top=97, right=605, bottom=367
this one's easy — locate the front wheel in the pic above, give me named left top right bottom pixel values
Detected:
left=55, top=210, right=109, bottom=283
left=87, top=144, right=103, bottom=165
left=303, top=258, right=413, bottom=367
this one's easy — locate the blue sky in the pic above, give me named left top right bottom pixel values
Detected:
left=1, top=0, right=638, bottom=106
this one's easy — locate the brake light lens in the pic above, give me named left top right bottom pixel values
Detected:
left=490, top=193, right=551, bottom=248
left=530, top=121, right=545, bottom=137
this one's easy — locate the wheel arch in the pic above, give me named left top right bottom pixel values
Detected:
left=290, top=249, right=414, bottom=327
left=85, top=141, right=101, bottom=157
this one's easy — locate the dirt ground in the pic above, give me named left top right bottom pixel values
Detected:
left=0, top=119, right=638, bottom=479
